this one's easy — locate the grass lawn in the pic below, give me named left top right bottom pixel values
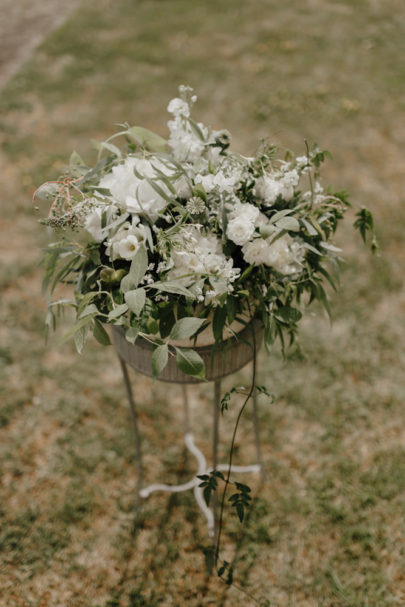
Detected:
left=0, top=0, right=404, bottom=605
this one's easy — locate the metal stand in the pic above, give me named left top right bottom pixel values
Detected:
left=118, top=358, right=263, bottom=538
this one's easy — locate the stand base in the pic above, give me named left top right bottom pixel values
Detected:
left=118, top=357, right=265, bottom=537
left=140, top=432, right=261, bottom=538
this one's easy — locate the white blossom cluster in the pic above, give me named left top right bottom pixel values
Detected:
left=73, top=86, right=339, bottom=305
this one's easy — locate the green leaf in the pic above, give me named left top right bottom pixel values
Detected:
left=175, top=348, right=205, bottom=379
left=302, top=242, right=322, bottom=256
left=151, top=344, right=169, bottom=378
left=125, top=327, right=139, bottom=344
left=153, top=281, right=195, bottom=299
left=78, top=303, right=99, bottom=319
left=301, top=217, right=318, bottom=236
left=236, top=502, right=245, bottom=522
left=91, top=139, right=122, bottom=157
left=226, top=297, right=237, bottom=324
left=127, top=126, right=167, bottom=152
left=320, top=241, right=342, bottom=253
left=159, top=306, right=176, bottom=339
left=120, top=245, right=148, bottom=293
left=70, top=150, right=86, bottom=167
left=269, top=208, right=296, bottom=224
left=187, top=118, right=205, bottom=141
left=169, top=317, right=205, bottom=340
left=74, top=326, right=88, bottom=354
left=213, top=306, right=227, bottom=342
left=93, top=319, right=111, bottom=345
left=274, top=216, right=300, bottom=232
left=125, top=288, right=146, bottom=316
left=107, top=303, right=129, bottom=321
left=274, top=306, right=302, bottom=324
left=235, top=264, right=254, bottom=285
left=61, top=314, right=97, bottom=344
left=354, top=207, right=374, bottom=243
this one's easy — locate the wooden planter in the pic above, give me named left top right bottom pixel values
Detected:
left=111, top=320, right=263, bottom=384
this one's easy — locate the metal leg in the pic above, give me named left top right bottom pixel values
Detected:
left=182, top=384, right=191, bottom=434
left=252, top=386, right=266, bottom=482
left=119, top=358, right=143, bottom=507
left=212, top=379, right=221, bottom=538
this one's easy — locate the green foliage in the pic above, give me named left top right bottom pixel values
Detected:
left=228, top=482, right=252, bottom=522
left=151, top=344, right=169, bottom=378
left=120, top=245, right=148, bottom=293
left=354, top=207, right=378, bottom=252
left=169, top=317, right=205, bottom=340
left=175, top=347, right=205, bottom=379
left=127, top=126, right=167, bottom=153
left=197, top=470, right=225, bottom=506
left=125, top=288, right=146, bottom=316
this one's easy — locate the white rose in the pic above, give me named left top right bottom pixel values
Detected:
left=229, top=201, right=260, bottom=224
left=97, top=157, right=171, bottom=221
left=242, top=238, right=269, bottom=265
left=227, top=217, right=255, bottom=246
left=125, top=180, right=167, bottom=219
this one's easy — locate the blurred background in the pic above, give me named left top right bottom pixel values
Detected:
left=0, top=1, right=404, bottom=605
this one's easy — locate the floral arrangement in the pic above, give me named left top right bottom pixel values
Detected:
left=37, top=86, right=375, bottom=379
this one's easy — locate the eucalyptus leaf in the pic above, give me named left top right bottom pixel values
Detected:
left=74, top=326, right=88, bottom=354
left=153, top=281, right=195, bottom=299
left=274, top=216, right=300, bottom=232
left=301, top=218, right=318, bottom=236
left=91, top=139, right=122, bottom=157
left=61, top=314, right=97, bottom=344
left=269, top=208, right=296, bottom=224
left=320, top=241, right=343, bottom=253
left=127, top=126, right=167, bottom=152
left=151, top=344, right=169, bottom=378
left=120, top=245, right=148, bottom=293
left=170, top=317, right=205, bottom=340
left=125, top=288, right=146, bottom=316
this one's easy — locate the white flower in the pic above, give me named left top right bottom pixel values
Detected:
left=168, top=125, right=206, bottom=162
left=255, top=176, right=281, bottom=205
left=117, top=235, right=141, bottom=260
left=106, top=221, right=147, bottom=261
left=229, top=201, right=260, bottom=224
left=167, top=97, right=190, bottom=117
left=226, top=201, right=261, bottom=246
left=279, top=168, right=299, bottom=201
left=197, top=170, right=239, bottom=194
left=242, top=238, right=270, bottom=265
left=265, top=234, right=305, bottom=274
left=84, top=207, right=105, bottom=242
left=227, top=216, right=255, bottom=246
left=242, top=233, right=305, bottom=274
left=97, top=157, right=172, bottom=221
left=166, top=226, right=239, bottom=287
left=174, top=174, right=192, bottom=199
left=83, top=203, right=117, bottom=242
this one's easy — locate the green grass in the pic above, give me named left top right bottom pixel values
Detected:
left=0, top=0, right=404, bottom=605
